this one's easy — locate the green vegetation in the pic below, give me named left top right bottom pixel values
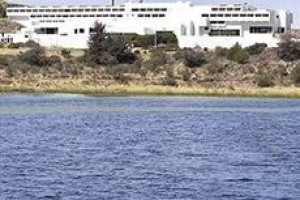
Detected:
left=246, top=43, right=267, bottom=55
left=0, top=28, right=300, bottom=97
left=291, top=63, right=300, bottom=84
left=255, top=70, right=274, bottom=87
left=227, top=43, right=249, bottom=64
left=278, top=33, right=300, bottom=61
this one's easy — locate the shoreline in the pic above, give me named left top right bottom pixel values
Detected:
left=1, top=83, right=300, bottom=98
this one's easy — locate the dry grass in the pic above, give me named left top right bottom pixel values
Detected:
left=1, top=80, right=300, bottom=98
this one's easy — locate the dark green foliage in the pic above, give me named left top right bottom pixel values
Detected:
left=87, top=22, right=137, bottom=65
left=87, top=21, right=107, bottom=64
left=246, top=43, right=267, bottom=55
left=0, top=55, right=9, bottom=66
left=122, top=31, right=178, bottom=48
left=19, top=46, right=48, bottom=66
left=278, top=34, right=300, bottom=61
left=150, top=50, right=168, bottom=66
left=7, top=42, right=25, bottom=49
left=215, top=46, right=228, bottom=57
left=163, top=67, right=178, bottom=86
left=47, top=55, right=62, bottom=66
left=184, top=51, right=206, bottom=68
left=182, top=68, right=191, bottom=81
left=227, top=43, right=249, bottom=64
left=24, top=40, right=40, bottom=48
left=255, top=70, right=274, bottom=87
left=61, top=49, right=71, bottom=58
left=291, top=63, right=300, bottom=84
left=0, top=4, right=6, bottom=18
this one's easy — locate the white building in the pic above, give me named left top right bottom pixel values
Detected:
left=4, top=1, right=293, bottom=49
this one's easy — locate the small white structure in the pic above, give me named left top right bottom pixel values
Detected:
left=4, top=2, right=293, bottom=49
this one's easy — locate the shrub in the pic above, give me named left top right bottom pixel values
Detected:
left=7, top=42, right=25, bottom=49
left=278, top=33, right=300, bottom=61
left=182, top=68, right=191, bottom=81
left=61, top=49, right=71, bottom=59
left=24, top=40, right=40, bottom=48
left=255, top=70, right=274, bottom=87
left=227, top=43, right=249, bottom=64
left=246, top=43, right=267, bottom=55
left=149, top=50, right=168, bottom=67
left=19, top=46, right=48, bottom=66
left=48, top=55, right=62, bottom=66
left=117, top=50, right=137, bottom=64
left=291, top=63, right=300, bottom=84
left=184, top=51, right=206, bottom=68
left=215, top=46, right=228, bottom=57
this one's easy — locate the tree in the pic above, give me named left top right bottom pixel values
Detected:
left=87, top=21, right=107, bottom=64
left=87, top=22, right=137, bottom=65
left=227, top=43, right=249, bottom=64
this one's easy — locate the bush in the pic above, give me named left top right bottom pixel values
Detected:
left=61, top=49, right=71, bottom=59
left=184, top=51, right=206, bottom=68
left=7, top=42, right=25, bottom=49
left=149, top=50, right=168, bottom=66
left=227, top=43, right=249, bottom=64
left=291, top=63, right=300, bottom=84
left=117, top=50, right=137, bottom=64
left=278, top=33, right=300, bottom=61
left=215, top=46, right=228, bottom=57
left=19, top=46, right=48, bottom=66
left=246, top=43, right=267, bottom=55
left=48, top=55, right=62, bottom=66
left=255, top=70, right=274, bottom=87
left=24, top=40, right=40, bottom=48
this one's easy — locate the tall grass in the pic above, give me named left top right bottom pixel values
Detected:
left=1, top=81, right=300, bottom=98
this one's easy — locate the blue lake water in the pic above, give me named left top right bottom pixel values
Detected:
left=0, top=94, right=300, bottom=200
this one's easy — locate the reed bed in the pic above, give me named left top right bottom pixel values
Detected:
left=1, top=80, right=300, bottom=98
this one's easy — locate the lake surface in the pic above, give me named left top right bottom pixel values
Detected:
left=0, top=94, right=300, bottom=200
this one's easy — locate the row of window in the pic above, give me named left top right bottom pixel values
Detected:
left=132, top=8, right=167, bottom=12
left=137, top=14, right=166, bottom=18
left=30, top=14, right=123, bottom=18
left=250, top=26, right=272, bottom=33
left=7, top=8, right=125, bottom=13
left=212, top=7, right=241, bottom=11
left=209, top=29, right=240, bottom=36
left=40, top=20, right=65, bottom=23
left=202, top=13, right=269, bottom=18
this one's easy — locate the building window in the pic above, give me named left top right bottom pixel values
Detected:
left=132, top=8, right=139, bottom=12
left=232, top=14, right=238, bottom=17
left=181, top=25, right=187, bottom=36
left=79, top=28, right=85, bottom=34
left=209, top=29, right=240, bottom=36
left=35, top=27, right=58, bottom=34
left=210, top=21, right=225, bottom=24
left=212, top=8, right=218, bottom=11
left=210, top=14, right=217, bottom=17
left=225, top=14, right=231, bottom=17
left=74, top=29, right=78, bottom=34
left=190, top=22, right=195, bottom=36
left=202, top=14, right=209, bottom=17
left=278, top=27, right=285, bottom=33
left=250, top=26, right=272, bottom=34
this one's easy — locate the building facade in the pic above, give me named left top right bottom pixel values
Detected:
left=4, top=2, right=293, bottom=49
